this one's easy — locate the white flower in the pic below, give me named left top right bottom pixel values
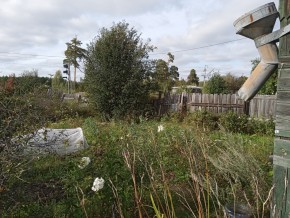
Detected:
left=78, top=157, right=91, bottom=169
left=92, top=177, right=105, bottom=192
left=157, top=125, right=164, bottom=132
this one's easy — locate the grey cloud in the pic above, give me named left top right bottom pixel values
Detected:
left=0, top=0, right=280, bottom=78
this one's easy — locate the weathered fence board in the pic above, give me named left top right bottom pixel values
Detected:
left=156, top=93, right=276, bottom=118
left=249, top=95, right=276, bottom=118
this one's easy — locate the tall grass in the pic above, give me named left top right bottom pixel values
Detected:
left=1, top=117, right=274, bottom=217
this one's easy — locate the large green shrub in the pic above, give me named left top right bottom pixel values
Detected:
left=84, top=21, right=155, bottom=120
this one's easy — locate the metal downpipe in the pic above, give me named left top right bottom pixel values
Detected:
left=237, top=43, right=278, bottom=101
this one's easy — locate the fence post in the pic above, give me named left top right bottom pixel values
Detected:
left=158, top=91, right=162, bottom=116
left=243, top=101, right=250, bottom=116
left=182, top=95, right=187, bottom=115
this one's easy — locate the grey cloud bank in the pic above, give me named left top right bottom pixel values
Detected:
left=0, top=0, right=279, bottom=79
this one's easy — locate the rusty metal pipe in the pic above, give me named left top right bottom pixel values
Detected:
left=234, top=2, right=279, bottom=101
left=237, top=43, right=278, bottom=101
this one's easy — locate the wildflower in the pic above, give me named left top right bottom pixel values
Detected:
left=78, top=157, right=91, bottom=169
left=92, top=177, right=105, bottom=192
left=157, top=124, right=164, bottom=132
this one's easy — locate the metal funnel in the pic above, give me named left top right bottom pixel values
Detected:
left=233, top=2, right=278, bottom=39
left=233, top=2, right=279, bottom=101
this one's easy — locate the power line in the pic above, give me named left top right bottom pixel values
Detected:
left=0, top=51, right=64, bottom=58
left=151, top=38, right=246, bottom=55
left=0, top=38, right=246, bottom=59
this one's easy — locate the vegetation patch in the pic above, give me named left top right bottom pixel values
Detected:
left=1, top=115, right=274, bottom=217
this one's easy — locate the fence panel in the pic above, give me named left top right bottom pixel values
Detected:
left=249, top=95, right=276, bottom=118
left=185, top=93, right=244, bottom=115
left=158, top=93, right=276, bottom=118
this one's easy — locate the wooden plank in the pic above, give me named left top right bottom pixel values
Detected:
left=273, top=165, right=288, bottom=216
left=250, top=97, right=257, bottom=117
left=273, top=137, right=290, bottom=216
left=194, top=93, right=198, bottom=112
left=277, top=78, right=290, bottom=90
left=219, top=95, right=223, bottom=113
left=260, top=97, right=264, bottom=118
left=234, top=94, right=238, bottom=113
left=276, top=115, right=290, bottom=130
left=277, top=91, right=290, bottom=101
left=274, top=138, right=290, bottom=158
left=213, top=94, right=217, bottom=113
left=237, top=98, right=242, bottom=115
left=188, top=93, right=193, bottom=112
left=226, top=94, right=231, bottom=112
left=211, top=94, right=214, bottom=112
left=203, top=94, right=209, bottom=111
left=278, top=68, right=290, bottom=78
left=230, top=94, right=234, bottom=111
left=198, top=93, right=202, bottom=111
left=219, top=94, right=223, bottom=113
left=276, top=101, right=290, bottom=116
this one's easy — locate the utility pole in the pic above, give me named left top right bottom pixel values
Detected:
left=272, top=0, right=290, bottom=216
left=202, top=65, right=207, bottom=87
left=202, top=65, right=215, bottom=88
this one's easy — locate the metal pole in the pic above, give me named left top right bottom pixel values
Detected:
left=272, top=0, right=290, bottom=217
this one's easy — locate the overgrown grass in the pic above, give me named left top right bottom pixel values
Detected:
left=1, top=115, right=274, bottom=217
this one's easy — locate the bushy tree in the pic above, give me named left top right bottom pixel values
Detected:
left=154, top=52, right=179, bottom=96
left=223, top=73, right=247, bottom=94
left=84, top=21, right=155, bottom=119
left=187, top=69, right=199, bottom=86
left=203, top=73, right=227, bottom=94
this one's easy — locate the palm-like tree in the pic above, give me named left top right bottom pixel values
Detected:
left=64, top=37, right=87, bottom=90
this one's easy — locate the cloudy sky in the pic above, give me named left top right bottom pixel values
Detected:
left=0, top=0, right=280, bottom=80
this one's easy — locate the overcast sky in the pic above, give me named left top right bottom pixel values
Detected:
left=0, top=0, right=280, bottom=80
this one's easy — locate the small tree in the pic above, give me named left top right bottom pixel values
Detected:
left=203, top=73, right=227, bottom=94
left=223, top=73, right=247, bottom=94
left=84, top=21, right=155, bottom=119
left=187, top=69, right=199, bottom=86
left=52, top=70, right=66, bottom=91
left=154, top=52, right=179, bottom=96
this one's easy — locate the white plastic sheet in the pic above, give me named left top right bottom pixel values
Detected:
left=23, top=128, right=89, bottom=155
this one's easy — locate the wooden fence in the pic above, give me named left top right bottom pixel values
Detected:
left=154, top=93, right=276, bottom=119
left=248, top=95, right=276, bottom=118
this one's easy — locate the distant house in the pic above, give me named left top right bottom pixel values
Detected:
left=171, top=85, right=202, bottom=94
